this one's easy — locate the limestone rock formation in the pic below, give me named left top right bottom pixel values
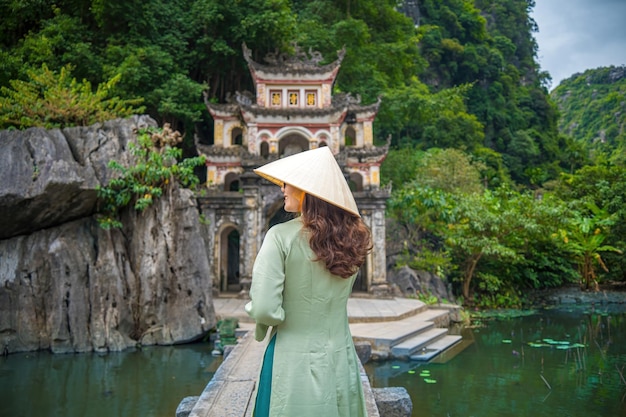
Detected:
left=0, top=116, right=216, bottom=354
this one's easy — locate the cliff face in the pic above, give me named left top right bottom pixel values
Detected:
left=0, top=116, right=216, bottom=354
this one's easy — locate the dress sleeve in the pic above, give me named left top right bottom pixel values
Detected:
left=245, top=226, right=286, bottom=341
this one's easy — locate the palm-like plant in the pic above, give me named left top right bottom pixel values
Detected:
left=559, top=202, right=622, bottom=290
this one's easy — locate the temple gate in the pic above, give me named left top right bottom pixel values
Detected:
left=196, top=44, right=391, bottom=297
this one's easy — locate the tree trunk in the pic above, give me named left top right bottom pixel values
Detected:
left=462, top=252, right=482, bottom=302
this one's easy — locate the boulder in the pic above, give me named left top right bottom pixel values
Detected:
left=0, top=117, right=216, bottom=354
left=0, top=116, right=150, bottom=240
left=387, top=265, right=454, bottom=303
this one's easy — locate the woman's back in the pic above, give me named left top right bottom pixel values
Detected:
left=247, top=218, right=366, bottom=417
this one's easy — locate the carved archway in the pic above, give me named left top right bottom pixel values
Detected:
left=219, top=225, right=241, bottom=292
left=260, top=141, right=270, bottom=158
left=224, top=172, right=240, bottom=191
left=349, top=172, right=364, bottom=192
left=344, top=126, right=356, bottom=146
left=352, top=262, right=369, bottom=293
left=279, top=134, right=309, bottom=157
left=231, top=127, right=243, bottom=146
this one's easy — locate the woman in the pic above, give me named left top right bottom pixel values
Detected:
left=245, top=146, right=372, bottom=417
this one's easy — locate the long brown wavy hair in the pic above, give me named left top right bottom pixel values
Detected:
left=301, top=194, right=372, bottom=279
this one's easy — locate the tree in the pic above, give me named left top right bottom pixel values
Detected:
left=0, top=64, right=144, bottom=129
left=556, top=202, right=622, bottom=291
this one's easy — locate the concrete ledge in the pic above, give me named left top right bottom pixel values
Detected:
left=188, top=332, right=263, bottom=417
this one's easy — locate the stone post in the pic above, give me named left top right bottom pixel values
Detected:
left=238, top=170, right=262, bottom=298
left=355, top=190, right=392, bottom=297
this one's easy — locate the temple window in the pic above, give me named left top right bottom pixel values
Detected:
left=260, top=141, right=269, bottom=158
left=345, top=126, right=356, bottom=146
left=271, top=91, right=281, bottom=107
left=306, top=91, right=317, bottom=107
left=349, top=172, right=364, bottom=192
left=224, top=172, right=240, bottom=192
left=288, top=90, right=299, bottom=107
left=231, top=127, right=243, bottom=146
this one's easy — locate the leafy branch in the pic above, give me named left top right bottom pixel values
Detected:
left=97, top=124, right=205, bottom=229
left=0, top=63, right=145, bottom=129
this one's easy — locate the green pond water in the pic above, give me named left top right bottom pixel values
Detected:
left=1, top=305, right=625, bottom=417
left=0, top=343, right=223, bottom=417
left=364, top=304, right=626, bottom=417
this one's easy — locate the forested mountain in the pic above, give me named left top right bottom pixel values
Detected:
left=551, top=65, right=626, bottom=164
left=2, top=0, right=624, bottom=304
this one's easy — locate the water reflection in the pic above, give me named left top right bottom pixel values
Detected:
left=0, top=344, right=221, bottom=417
left=364, top=306, right=626, bottom=417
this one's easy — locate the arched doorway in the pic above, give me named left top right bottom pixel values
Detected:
left=231, top=127, right=243, bottom=146
left=224, top=172, right=240, bottom=191
left=260, top=141, right=270, bottom=158
left=344, top=126, right=356, bottom=146
left=279, top=134, right=309, bottom=157
left=352, top=262, right=369, bottom=293
left=219, top=226, right=241, bottom=292
left=349, top=172, right=363, bottom=192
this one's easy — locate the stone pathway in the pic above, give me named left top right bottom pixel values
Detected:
left=179, top=297, right=463, bottom=417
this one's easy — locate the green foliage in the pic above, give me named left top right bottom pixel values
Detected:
left=414, top=148, right=487, bottom=194
left=416, top=0, right=562, bottom=185
left=389, top=167, right=576, bottom=306
left=153, top=73, right=208, bottom=142
left=551, top=66, right=626, bottom=159
left=0, top=64, right=144, bottom=129
left=552, top=163, right=626, bottom=282
left=473, top=272, right=524, bottom=309
left=96, top=124, right=206, bottom=229
left=553, top=202, right=622, bottom=290
left=2, top=0, right=624, bottom=303
left=413, top=289, right=443, bottom=305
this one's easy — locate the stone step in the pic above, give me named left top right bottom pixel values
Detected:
left=408, top=335, right=463, bottom=361
left=350, top=315, right=436, bottom=351
left=391, top=328, right=450, bottom=358
left=347, top=297, right=428, bottom=323
left=427, top=336, right=473, bottom=364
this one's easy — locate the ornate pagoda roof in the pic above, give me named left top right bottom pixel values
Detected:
left=242, top=42, right=345, bottom=79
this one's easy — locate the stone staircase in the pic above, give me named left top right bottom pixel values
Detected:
left=348, top=303, right=464, bottom=361
left=215, top=296, right=466, bottom=362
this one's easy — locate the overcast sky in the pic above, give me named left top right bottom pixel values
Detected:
left=531, top=0, right=626, bottom=89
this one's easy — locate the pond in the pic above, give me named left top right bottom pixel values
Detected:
left=0, top=344, right=222, bottom=417
left=364, top=304, right=626, bottom=417
left=1, top=304, right=625, bottom=417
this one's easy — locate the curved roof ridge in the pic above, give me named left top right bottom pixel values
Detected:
left=242, top=42, right=346, bottom=75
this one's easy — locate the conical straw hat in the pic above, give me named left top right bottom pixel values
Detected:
left=254, top=147, right=360, bottom=217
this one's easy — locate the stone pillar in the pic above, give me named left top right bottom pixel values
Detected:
left=355, top=190, right=391, bottom=297
left=238, top=170, right=262, bottom=298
